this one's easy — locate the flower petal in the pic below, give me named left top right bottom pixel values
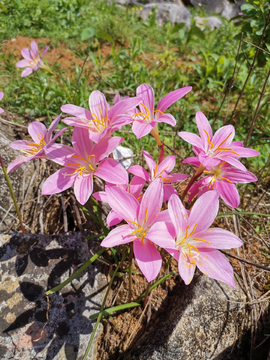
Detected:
left=129, top=165, right=151, bottom=182
left=93, top=136, right=123, bottom=163
left=178, top=251, right=196, bottom=285
left=16, top=59, right=30, bottom=68
left=168, top=194, right=188, bottom=238
left=142, top=150, right=156, bottom=173
left=182, top=156, right=201, bottom=167
left=89, top=90, right=108, bottom=119
left=71, top=127, right=94, bottom=159
left=163, top=184, right=178, bottom=202
left=216, top=181, right=240, bottom=208
left=155, top=113, right=176, bottom=126
left=212, top=125, right=235, bottom=149
left=157, top=155, right=175, bottom=175
left=223, top=168, right=257, bottom=183
left=45, top=144, right=77, bottom=167
left=95, top=158, right=128, bottom=184
left=41, top=46, right=49, bottom=58
left=132, top=121, right=155, bottom=139
left=195, top=249, right=235, bottom=288
left=129, top=176, right=145, bottom=198
left=188, top=190, right=219, bottom=233
left=74, top=175, right=93, bottom=205
left=30, top=41, right=39, bottom=59
left=231, top=146, right=260, bottom=158
left=61, top=104, right=92, bottom=120
left=107, top=210, right=123, bottom=226
left=9, top=140, right=35, bottom=151
left=7, top=156, right=27, bottom=173
left=196, top=111, right=213, bottom=148
left=21, top=68, right=33, bottom=77
left=21, top=48, right=32, bottom=60
left=46, top=114, right=62, bottom=142
left=136, top=84, right=154, bottom=114
left=42, top=167, right=76, bottom=195
left=101, top=225, right=135, bottom=247
left=178, top=131, right=203, bottom=150
left=133, top=239, right=162, bottom=282
left=28, top=122, right=47, bottom=143
left=147, top=222, right=176, bottom=248
left=109, top=97, right=141, bottom=122
left=156, top=86, right=192, bottom=112
left=195, top=228, right=242, bottom=249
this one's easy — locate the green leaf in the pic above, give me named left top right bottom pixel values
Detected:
left=81, top=27, right=96, bottom=41
left=97, top=30, right=114, bottom=43
left=216, top=211, right=270, bottom=218
left=241, top=4, right=255, bottom=11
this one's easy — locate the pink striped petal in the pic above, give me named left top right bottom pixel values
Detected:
left=30, top=41, right=39, bottom=59
left=105, top=185, right=139, bottom=222
left=21, top=68, right=33, bottom=77
left=163, top=184, right=178, bottom=202
left=42, top=167, right=76, bottom=195
left=188, top=178, right=204, bottom=202
left=28, top=122, right=47, bottom=143
left=92, top=191, right=107, bottom=202
left=231, top=146, right=260, bottom=158
left=147, top=222, right=175, bottom=248
left=46, top=114, right=62, bottom=142
left=7, top=156, right=27, bottom=173
left=156, top=87, right=192, bottom=113
left=74, top=175, right=93, bottom=205
left=216, top=181, right=240, bottom=208
left=16, top=59, right=30, bottom=68
left=138, top=179, right=163, bottom=227
left=129, top=165, right=151, bottom=182
left=136, top=84, right=154, bottom=114
left=143, top=151, right=156, bottom=173
left=95, top=158, right=128, bottom=184
left=133, top=239, right=162, bottom=282
left=61, top=104, right=92, bottom=120
left=212, top=125, right=235, bottom=149
left=101, top=225, right=135, bottom=247
left=109, top=97, right=141, bottom=121
left=195, top=249, right=235, bottom=288
left=195, top=228, right=242, bottom=249
left=164, top=172, right=188, bottom=183
left=9, top=140, right=34, bottom=151
left=93, top=136, right=123, bottom=162
left=223, top=168, right=257, bottom=183
left=41, top=46, right=49, bottom=58
left=168, top=194, right=188, bottom=237
left=155, top=209, right=173, bottom=223
left=21, top=48, right=32, bottom=60
left=157, top=155, right=175, bottom=175
left=155, top=113, right=176, bottom=126
left=0, top=92, right=3, bottom=101
left=178, top=131, right=203, bottom=149
left=189, top=190, right=219, bottom=233
left=196, top=111, right=212, bottom=148
left=178, top=251, right=196, bottom=285
left=132, top=121, right=155, bottom=139
left=44, top=144, right=77, bottom=167
left=223, top=157, right=247, bottom=171
left=71, top=127, right=93, bottom=159
left=182, top=157, right=201, bottom=167
left=107, top=210, right=123, bottom=226
left=89, top=90, right=108, bottom=119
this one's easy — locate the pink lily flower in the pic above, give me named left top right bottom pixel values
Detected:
left=101, top=179, right=170, bottom=282
left=93, top=176, right=145, bottom=226
left=148, top=191, right=242, bottom=287
left=16, top=41, right=49, bottom=77
left=179, top=111, right=260, bottom=171
left=61, top=90, right=141, bottom=143
left=7, top=115, right=66, bottom=173
left=0, top=92, right=4, bottom=113
left=129, top=150, right=188, bottom=201
left=188, top=162, right=258, bottom=208
left=42, top=127, right=128, bottom=205
left=131, top=84, right=192, bottom=145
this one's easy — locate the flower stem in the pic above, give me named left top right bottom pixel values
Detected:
left=128, top=243, right=133, bottom=303
left=143, top=281, right=151, bottom=308
left=181, top=164, right=204, bottom=202
left=158, top=142, right=164, bottom=163
left=0, top=155, right=25, bottom=233
left=44, top=66, right=73, bottom=103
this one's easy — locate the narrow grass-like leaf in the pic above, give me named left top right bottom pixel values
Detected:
left=217, top=211, right=270, bottom=218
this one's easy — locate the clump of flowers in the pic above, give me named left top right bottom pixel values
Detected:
left=16, top=41, right=49, bottom=77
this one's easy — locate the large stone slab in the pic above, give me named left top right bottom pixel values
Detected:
left=0, top=232, right=107, bottom=360
left=191, top=0, right=246, bottom=18
left=123, top=273, right=270, bottom=359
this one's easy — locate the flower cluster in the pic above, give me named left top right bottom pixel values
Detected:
left=8, top=41, right=260, bottom=288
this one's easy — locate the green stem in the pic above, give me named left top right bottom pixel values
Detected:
left=143, top=281, right=151, bottom=307
left=181, top=164, right=204, bottom=202
left=216, top=211, right=270, bottom=218
left=83, top=250, right=128, bottom=360
left=44, top=66, right=73, bottom=103
left=0, top=155, right=25, bottom=233
left=128, top=243, right=133, bottom=303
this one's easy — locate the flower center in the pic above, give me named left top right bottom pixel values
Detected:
left=132, top=103, right=164, bottom=124
left=203, top=162, right=231, bottom=190
left=126, top=207, right=150, bottom=246
left=67, top=154, right=96, bottom=176
left=203, top=129, right=239, bottom=157
left=90, top=107, right=110, bottom=133
left=22, top=133, right=46, bottom=156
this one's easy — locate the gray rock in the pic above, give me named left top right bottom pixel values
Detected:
left=140, top=3, right=191, bottom=27
left=191, top=0, right=247, bottom=18
left=113, top=145, right=134, bottom=170
left=0, top=125, right=37, bottom=233
left=194, top=16, right=222, bottom=30
left=221, top=0, right=246, bottom=19
left=124, top=273, right=269, bottom=360
left=0, top=232, right=107, bottom=360
left=110, top=0, right=184, bottom=5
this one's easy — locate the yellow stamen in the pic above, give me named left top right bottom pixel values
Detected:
left=67, top=162, right=82, bottom=166
left=141, top=230, right=147, bottom=246
left=127, top=220, right=141, bottom=227
left=130, top=227, right=143, bottom=236
left=219, top=176, right=231, bottom=183
left=203, top=129, right=213, bottom=148
left=88, top=164, right=95, bottom=171
left=189, top=224, right=197, bottom=238
left=72, top=155, right=87, bottom=161
left=144, top=207, right=149, bottom=223
left=193, top=238, right=210, bottom=244
left=87, top=155, right=95, bottom=160
left=154, top=109, right=164, bottom=115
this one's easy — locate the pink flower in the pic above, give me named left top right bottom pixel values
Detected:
left=7, top=115, right=66, bottom=173
left=148, top=191, right=242, bottom=287
left=61, top=90, right=141, bottom=143
left=129, top=150, right=188, bottom=201
left=131, top=84, right=192, bottom=144
left=42, top=127, right=128, bottom=205
left=93, top=176, right=145, bottom=226
left=188, top=162, right=257, bottom=208
left=101, top=179, right=170, bottom=282
left=0, top=92, right=4, bottom=113
left=179, top=111, right=260, bottom=171
left=16, top=41, right=49, bottom=77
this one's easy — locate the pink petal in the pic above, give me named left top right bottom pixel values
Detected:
left=129, top=176, right=145, bottom=198
left=95, top=158, right=128, bottom=184
left=105, top=185, right=139, bottom=222
left=178, top=251, right=196, bottom=285
left=157, top=155, right=175, bottom=175
left=89, top=90, right=108, bottom=119
left=46, top=114, right=62, bottom=142
left=147, top=222, right=176, bottom=248
left=182, top=156, right=201, bottom=167
left=168, top=194, right=188, bottom=237
left=163, top=184, right=178, bottom=202
left=93, top=136, right=123, bottom=162
left=71, top=127, right=94, bottom=159
left=44, top=144, right=77, bottom=167
left=0, top=108, right=4, bottom=114
left=132, top=121, right=155, bottom=139
left=30, top=41, right=39, bottom=59
left=9, top=140, right=34, bottom=151
left=74, top=175, right=93, bottom=205
left=188, top=178, right=204, bottom=202
left=7, top=156, right=27, bottom=173
left=49, top=126, right=67, bottom=144
left=231, top=146, right=260, bottom=158
left=92, top=191, right=107, bottom=202
left=109, top=97, right=141, bottom=121
left=129, top=165, right=151, bottom=182
left=212, top=125, right=235, bottom=149
left=16, top=59, right=30, bottom=68
left=156, top=86, right=192, bottom=113
left=107, top=210, right=123, bottom=226
left=196, top=111, right=212, bottom=148
left=21, top=48, right=32, bottom=60
left=142, top=150, right=156, bottom=173
left=222, top=157, right=247, bottom=171
left=138, top=179, right=163, bottom=227
left=178, top=131, right=203, bottom=149
left=136, top=84, right=154, bottom=114
left=42, top=167, right=76, bottom=195
left=216, top=181, right=240, bottom=208
left=41, top=46, right=49, bottom=58
left=61, top=104, right=92, bottom=120
left=188, top=190, right=219, bottom=233
left=155, top=209, right=173, bottom=223
left=21, top=68, right=33, bottom=77
left=195, top=228, right=242, bottom=249
left=155, top=113, right=176, bottom=126
left=164, top=172, right=188, bottom=183
left=0, top=92, right=3, bottom=101
left=101, top=225, right=135, bottom=247
left=28, top=122, right=47, bottom=143
left=195, top=249, right=235, bottom=288
left=133, top=239, right=162, bottom=282
left=224, top=168, right=257, bottom=183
